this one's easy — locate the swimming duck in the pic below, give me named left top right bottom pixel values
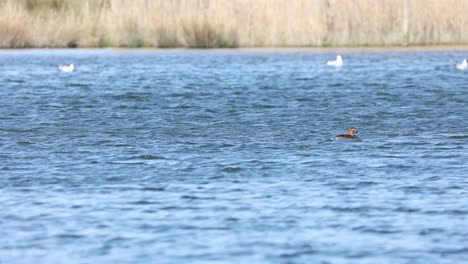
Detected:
left=326, top=55, right=343, bottom=67
left=58, top=64, right=74, bottom=72
left=335, top=127, right=359, bottom=140
left=456, top=59, right=467, bottom=71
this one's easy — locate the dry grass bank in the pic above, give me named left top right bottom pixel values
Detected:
left=1, top=0, right=467, bottom=48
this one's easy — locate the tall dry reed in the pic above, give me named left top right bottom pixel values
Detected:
left=0, top=0, right=467, bottom=48
left=408, top=0, right=468, bottom=45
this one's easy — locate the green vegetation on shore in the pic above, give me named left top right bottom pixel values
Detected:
left=1, top=0, right=467, bottom=48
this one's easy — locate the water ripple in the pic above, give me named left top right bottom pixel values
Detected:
left=1, top=50, right=467, bottom=263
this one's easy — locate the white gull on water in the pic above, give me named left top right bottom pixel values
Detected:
left=326, top=55, right=343, bottom=67
left=58, top=64, right=74, bottom=72
left=456, top=59, right=467, bottom=71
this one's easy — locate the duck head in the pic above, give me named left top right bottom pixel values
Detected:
left=347, top=127, right=358, bottom=136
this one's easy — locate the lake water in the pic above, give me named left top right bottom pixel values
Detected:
left=1, top=49, right=467, bottom=263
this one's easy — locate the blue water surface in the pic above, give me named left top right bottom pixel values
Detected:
left=0, top=49, right=467, bottom=263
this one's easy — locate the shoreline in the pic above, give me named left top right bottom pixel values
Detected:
left=1, top=45, right=468, bottom=53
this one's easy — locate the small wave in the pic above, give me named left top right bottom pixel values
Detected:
left=419, top=228, right=445, bottom=235
left=294, top=97, right=313, bottom=102
left=356, top=181, right=378, bottom=187
left=398, top=186, right=422, bottom=192
left=6, top=79, right=25, bottom=83
left=160, top=206, right=196, bottom=210
left=169, top=92, right=194, bottom=98
left=108, top=161, right=145, bottom=166
left=222, top=166, right=242, bottom=173
left=394, top=206, right=420, bottom=213
left=129, top=200, right=160, bottom=205
left=104, top=176, right=125, bottom=181
left=175, top=104, right=192, bottom=109
left=365, top=82, right=385, bottom=87
left=112, top=93, right=149, bottom=102
left=251, top=104, right=276, bottom=109
left=105, top=236, right=129, bottom=243
left=180, top=195, right=215, bottom=200
left=0, top=128, right=36, bottom=133
left=430, top=247, right=468, bottom=255
left=142, top=186, right=166, bottom=192
left=107, top=143, right=133, bottom=147
left=205, top=108, right=217, bottom=113
left=140, top=155, right=166, bottom=160
left=207, top=175, right=224, bottom=179
left=279, top=249, right=317, bottom=258
left=258, top=86, right=273, bottom=90
left=449, top=135, right=468, bottom=139
left=55, top=234, right=85, bottom=239
left=352, top=226, right=401, bottom=234
left=220, top=143, right=237, bottom=148
left=421, top=209, right=468, bottom=215
left=66, top=83, right=90, bottom=88
left=16, top=96, right=32, bottom=100
left=17, top=141, right=34, bottom=145
left=322, top=205, right=375, bottom=213
left=293, top=77, right=314, bottom=81
left=330, top=83, right=345, bottom=87
left=115, top=105, right=150, bottom=110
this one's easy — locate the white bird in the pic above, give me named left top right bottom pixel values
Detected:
left=326, top=55, right=343, bottom=67
left=58, top=64, right=74, bottom=72
left=456, top=59, right=467, bottom=71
